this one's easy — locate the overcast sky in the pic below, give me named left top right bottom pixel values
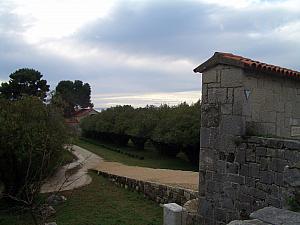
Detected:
left=1, top=0, right=299, bottom=108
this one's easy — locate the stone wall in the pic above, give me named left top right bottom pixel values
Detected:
left=96, top=171, right=198, bottom=206
left=243, top=71, right=300, bottom=139
left=201, top=64, right=300, bottom=140
left=199, top=135, right=300, bottom=224
left=199, top=64, right=300, bottom=225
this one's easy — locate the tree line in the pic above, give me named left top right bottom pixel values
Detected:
left=80, top=101, right=201, bottom=165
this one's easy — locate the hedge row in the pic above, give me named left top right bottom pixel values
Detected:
left=80, top=102, right=200, bottom=165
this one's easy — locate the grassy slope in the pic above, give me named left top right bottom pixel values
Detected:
left=76, top=138, right=198, bottom=171
left=0, top=172, right=162, bottom=225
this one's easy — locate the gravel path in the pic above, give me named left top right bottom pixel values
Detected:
left=41, top=145, right=198, bottom=193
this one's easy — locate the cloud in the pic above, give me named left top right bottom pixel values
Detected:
left=77, top=0, right=300, bottom=70
left=92, top=90, right=201, bottom=109
left=0, top=0, right=299, bottom=108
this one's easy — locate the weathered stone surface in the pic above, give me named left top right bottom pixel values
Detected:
left=164, top=203, right=183, bottom=225
left=250, top=206, right=300, bottom=225
left=183, top=198, right=198, bottom=214
left=284, top=167, right=300, bottom=187
left=227, top=219, right=270, bottom=225
left=201, top=104, right=220, bottom=128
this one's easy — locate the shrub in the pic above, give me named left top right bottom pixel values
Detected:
left=0, top=96, right=70, bottom=199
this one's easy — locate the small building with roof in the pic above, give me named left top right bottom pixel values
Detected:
left=193, top=52, right=300, bottom=224
left=65, top=108, right=98, bottom=131
left=194, top=52, right=300, bottom=139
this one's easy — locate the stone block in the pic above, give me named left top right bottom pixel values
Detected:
left=201, top=104, right=220, bottom=128
left=203, top=69, right=218, bottom=84
left=208, top=82, right=221, bottom=88
left=220, top=115, right=246, bottom=136
left=284, top=149, right=300, bottom=163
left=220, top=67, right=244, bottom=87
left=217, top=160, right=226, bottom=173
left=259, top=157, right=269, bottom=171
left=228, top=174, right=245, bottom=184
left=238, top=192, right=255, bottom=204
left=198, top=198, right=214, bottom=218
left=248, top=187, right=266, bottom=200
left=200, top=127, right=219, bottom=149
left=163, top=203, right=183, bottom=225
left=215, top=208, right=227, bottom=223
left=222, top=103, right=233, bottom=115
left=245, top=177, right=256, bottom=187
left=251, top=89, right=266, bottom=105
left=235, top=200, right=252, bottom=215
left=246, top=148, right=256, bottom=162
left=223, top=185, right=237, bottom=200
left=236, top=149, right=246, bottom=164
left=199, top=148, right=217, bottom=171
left=226, top=162, right=239, bottom=174
left=260, top=171, right=274, bottom=185
left=221, top=198, right=235, bottom=210
left=250, top=206, right=300, bottom=225
left=249, top=163, right=260, bottom=178
left=255, top=147, right=266, bottom=157
left=227, top=88, right=234, bottom=103
left=274, top=173, right=284, bottom=186
left=269, top=158, right=287, bottom=172
left=284, top=167, right=300, bottom=187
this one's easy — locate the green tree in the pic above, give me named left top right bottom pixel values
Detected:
left=54, top=80, right=93, bottom=117
left=127, top=106, right=159, bottom=149
left=0, top=96, right=70, bottom=199
left=0, top=68, right=50, bottom=101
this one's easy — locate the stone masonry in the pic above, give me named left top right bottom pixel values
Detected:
left=96, top=170, right=198, bottom=206
left=194, top=52, right=300, bottom=224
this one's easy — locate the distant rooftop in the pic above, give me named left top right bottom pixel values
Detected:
left=194, top=52, right=300, bottom=80
left=73, top=108, right=98, bottom=117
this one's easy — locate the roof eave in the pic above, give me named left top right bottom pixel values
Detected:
left=193, top=52, right=247, bottom=73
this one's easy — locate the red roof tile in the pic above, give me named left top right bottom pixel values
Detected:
left=194, top=52, right=300, bottom=79
left=73, top=108, right=94, bottom=117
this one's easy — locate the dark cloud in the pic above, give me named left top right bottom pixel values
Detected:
left=77, top=0, right=300, bottom=70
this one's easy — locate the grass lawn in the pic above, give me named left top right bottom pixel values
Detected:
left=76, top=138, right=198, bottom=171
left=0, top=171, right=163, bottom=225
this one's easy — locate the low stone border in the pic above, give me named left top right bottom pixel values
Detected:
left=96, top=170, right=198, bottom=205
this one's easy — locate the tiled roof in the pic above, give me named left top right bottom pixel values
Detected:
left=194, top=52, right=300, bottom=79
left=73, top=108, right=94, bottom=117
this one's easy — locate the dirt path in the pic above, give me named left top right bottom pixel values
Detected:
left=41, top=145, right=198, bottom=193
left=41, top=145, right=102, bottom=193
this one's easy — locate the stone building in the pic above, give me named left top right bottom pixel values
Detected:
left=194, top=52, right=300, bottom=224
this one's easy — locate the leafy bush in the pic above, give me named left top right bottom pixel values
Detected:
left=0, top=96, right=70, bottom=199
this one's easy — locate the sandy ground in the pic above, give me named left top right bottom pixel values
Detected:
left=41, top=145, right=198, bottom=193
left=95, top=162, right=199, bottom=190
